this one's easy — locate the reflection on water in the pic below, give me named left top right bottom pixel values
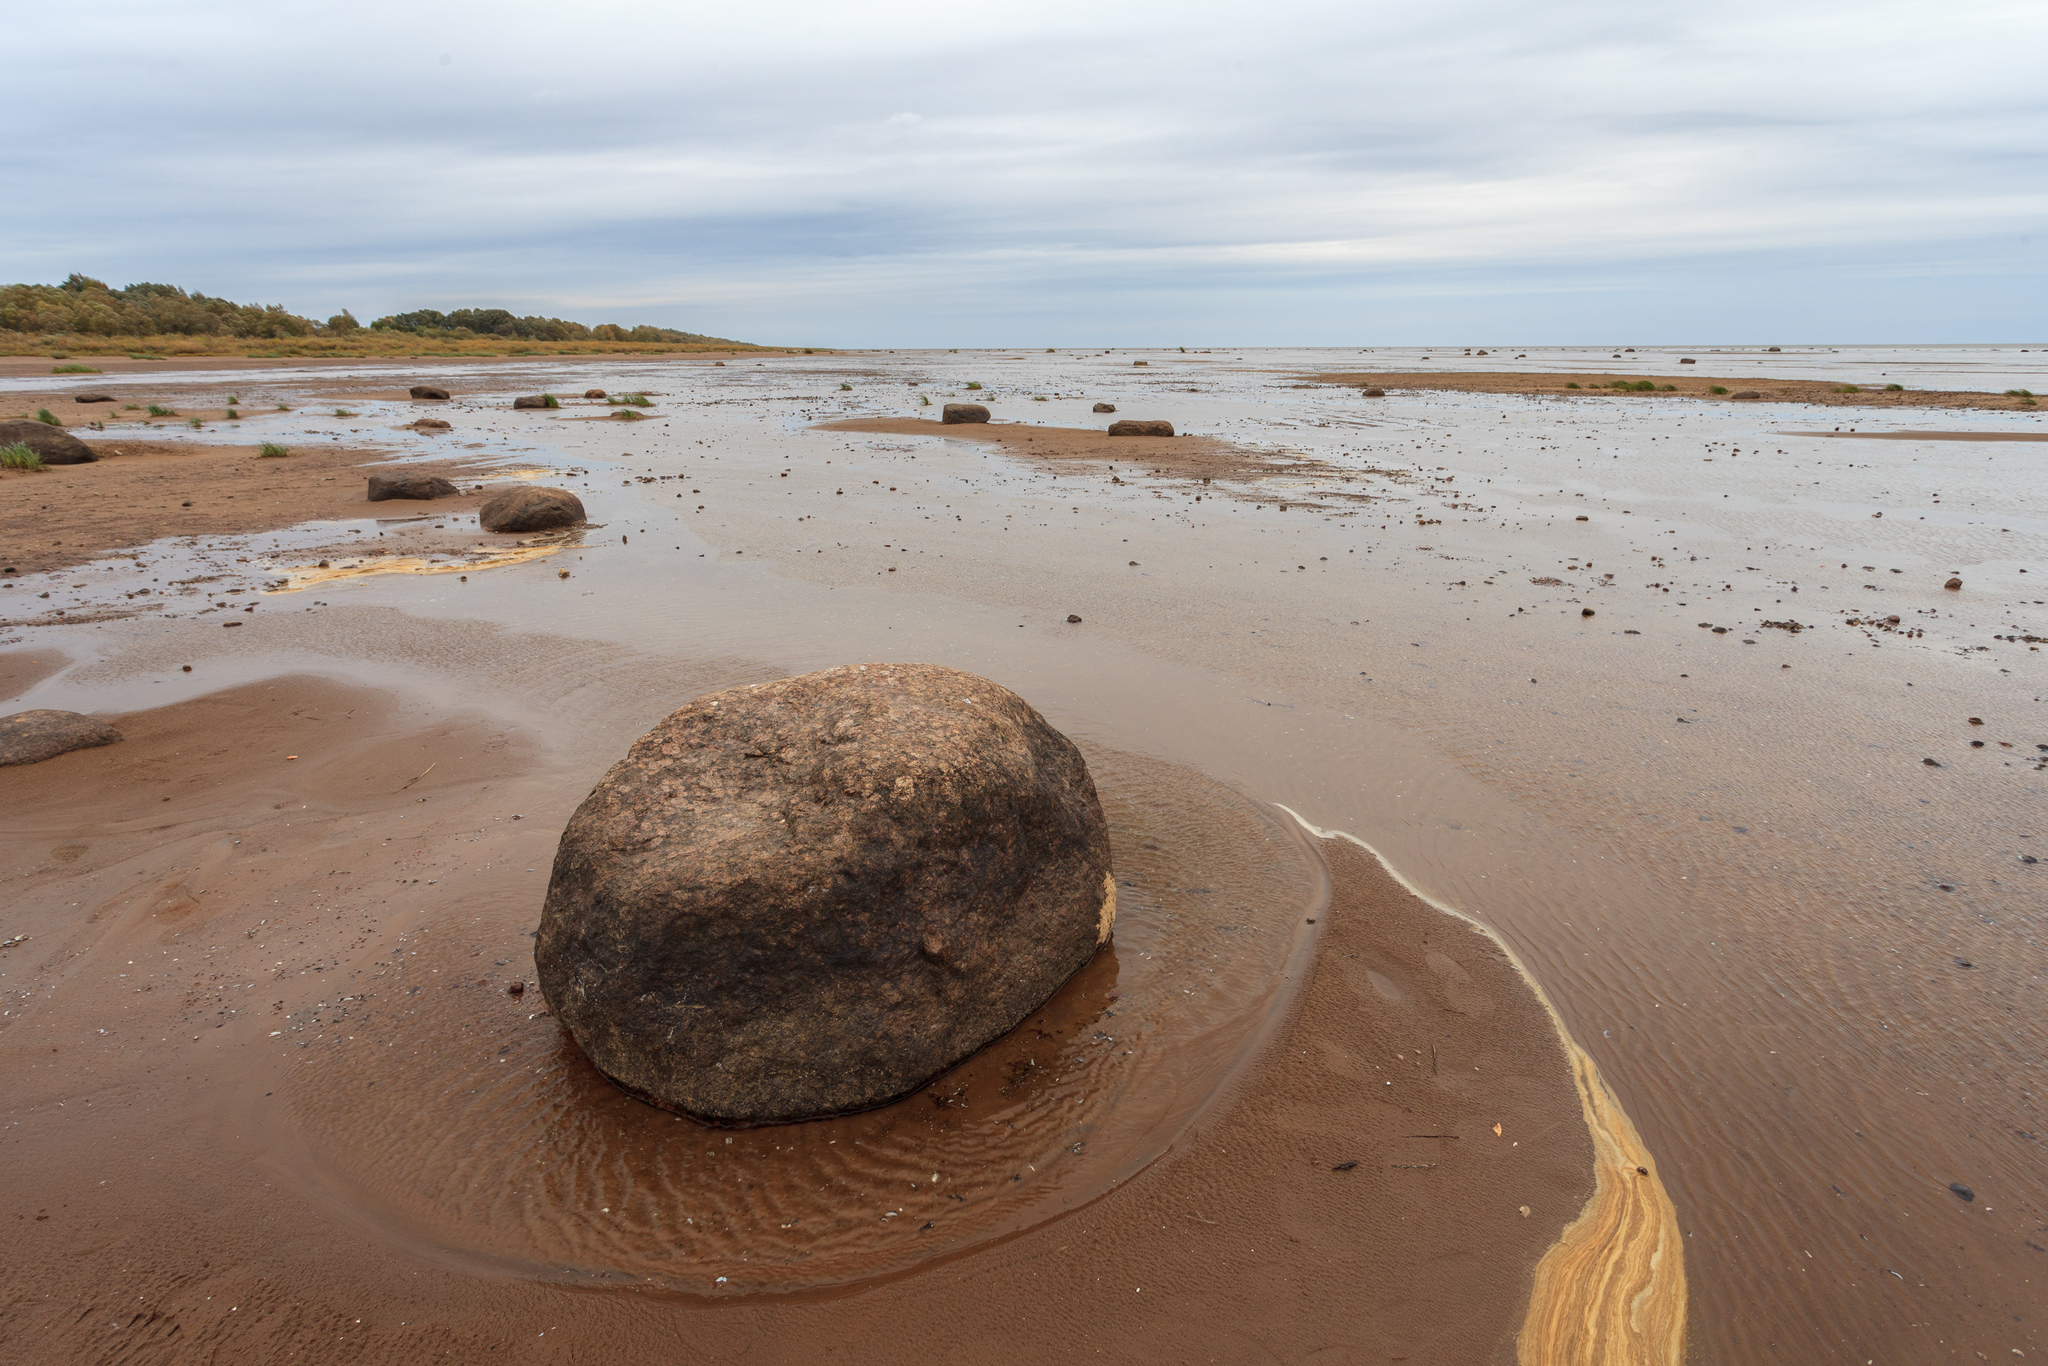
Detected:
left=279, top=749, right=1322, bottom=1293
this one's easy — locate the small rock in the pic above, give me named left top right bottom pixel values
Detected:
left=1581, top=608, right=1595, bottom=617
left=512, top=394, right=554, bottom=410
left=1359, top=387, right=1385, bottom=397
left=1679, top=358, right=1696, bottom=364
left=508, top=981, right=526, bottom=997
left=0, top=710, right=124, bottom=767
left=941, top=403, right=990, bottom=425
left=1107, top=420, right=1174, bottom=437
left=411, top=418, right=452, bottom=432
left=1944, top=577, right=1963, bottom=591
left=1093, top=402, right=1117, bottom=413
left=1923, top=758, right=1942, bottom=767
left=584, top=388, right=608, bottom=400
left=1949, top=1182, right=1974, bottom=1202
left=72, top=393, right=115, bottom=404
left=367, top=472, right=459, bottom=502
left=409, top=385, right=451, bottom=401
left=0, top=419, right=95, bottom=465
left=1731, top=390, right=1762, bottom=400
left=1066, top=614, right=1082, bottom=623
left=1132, top=360, right=1148, bottom=366
left=479, top=486, right=586, bottom=532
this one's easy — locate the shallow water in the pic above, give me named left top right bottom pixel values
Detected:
left=9, top=345, right=2047, bottom=1361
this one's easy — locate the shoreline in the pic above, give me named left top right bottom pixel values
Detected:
left=1297, top=368, right=2042, bottom=412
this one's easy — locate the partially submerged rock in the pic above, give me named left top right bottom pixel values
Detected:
left=1359, top=387, right=1386, bottom=398
left=367, top=472, right=459, bottom=502
left=479, top=485, right=584, bottom=532
left=584, top=388, right=608, bottom=400
left=1093, top=402, right=1117, bottom=413
left=410, top=418, right=452, bottom=432
left=0, top=710, right=123, bottom=767
left=409, top=385, right=451, bottom=401
left=1108, top=419, right=1175, bottom=437
left=0, top=419, right=95, bottom=465
left=942, top=403, right=989, bottom=425
left=511, top=394, right=555, bottom=410
left=536, top=662, right=1116, bottom=1125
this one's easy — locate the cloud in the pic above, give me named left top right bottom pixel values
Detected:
left=4, top=0, right=2042, bottom=342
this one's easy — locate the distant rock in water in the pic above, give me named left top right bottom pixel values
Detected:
left=0, top=419, right=94, bottom=465
left=1, top=710, right=123, bottom=767
left=1108, top=419, right=1174, bottom=437
left=367, top=472, right=459, bottom=502
left=942, top=403, right=990, bottom=425
left=535, top=662, right=1117, bottom=1125
left=479, top=486, right=584, bottom=532
left=511, top=395, right=555, bottom=410
left=584, top=388, right=607, bottom=400
left=410, top=418, right=452, bottom=432
left=72, top=393, right=115, bottom=404
left=1093, top=402, right=1117, bottom=413
left=408, top=385, right=450, bottom=401
left=1359, top=387, right=1386, bottom=398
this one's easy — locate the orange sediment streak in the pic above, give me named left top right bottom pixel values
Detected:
left=263, top=544, right=562, bottom=592
left=1275, top=805, right=1687, bottom=1366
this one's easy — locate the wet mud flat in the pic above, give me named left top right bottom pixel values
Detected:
left=1, top=668, right=1602, bottom=1364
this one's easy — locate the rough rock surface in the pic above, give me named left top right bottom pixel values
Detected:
left=511, top=394, right=554, bottom=410
left=0, top=710, right=123, bottom=767
left=584, top=388, right=607, bottom=399
left=1108, top=419, right=1175, bottom=437
left=410, top=418, right=452, bottom=432
left=72, top=393, right=115, bottom=404
left=0, top=419, right=95, bottom=464
left=1359, top=387, right=1386, bottom=398
left=367, top=472, right=459, bottom=502
left=941, top=403, right=990, bottom=425
left=536, top=662, right=1116, bottom=1125
left=479, top=485, right=585, bottom=532
left=1730, top=390, right=1762, bottom=400
left=409, top=385, right=450, bottom=400
left=1092, top=402, right=1117, bottom=413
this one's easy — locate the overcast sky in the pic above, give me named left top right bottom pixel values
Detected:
left=8, top=0, right=2043, bottom=345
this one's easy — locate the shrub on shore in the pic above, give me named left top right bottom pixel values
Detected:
left=146, top=404, right=176, bottom=417
left=1709, top=385, right=1729, bottom=395
left=52, top=363, right=99, bottom=374
left=258, top=442, right=289, bottom=458
left=1, top=441, right=45, bottom=471
left=36, top=408, right=59, bottom=425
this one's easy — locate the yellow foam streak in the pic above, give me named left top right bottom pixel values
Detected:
left=1274, top=805, right=1686, bottom=1366
left=265, top=544, right=563, bottom=592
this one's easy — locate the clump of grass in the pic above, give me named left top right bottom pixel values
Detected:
left=838, top=381, right=853, bottom=391
left=542, top=394, right=561, bottom=409
left=1565, top=382, right=1581, bottom=389
left=1708, top=385, right=1729, bottom=395
left=36, top=408, right=60, bottom=426
left=52, top=363, right=100, bottom=374
left=257, top=441, right=290, bottom=458
left=1836, top=385, right=1860, bottom=394
left=1884, top=383, right=1904, bottom=391
left=919, top=394, right=931, bottom=405
left=275, top=403, right=292, bottom=412
left=1609, top=380, right=1657, bottom=392
left=613, top=408, right=646, bottom=420
left=1032, top=394, right=1049, bottom=401
left=606, top=393, right=653, bottom=407
left=334, top=408, right=356, bottom=417
left=1, top=441, right=45, bottom=471
left=128, top=353, right=164, bottom=361
left=227, top=395, right=240, bottom=405
left=225, top=408, right=239, bottom=420
left=147, top=404, right=177, bottom=417
left=2006, top=388, right=2035, bottom=398
left=188, top=416, right=204, bottom=429
left=123, top=403, right=142, bottom=411
left=87, top=420, right=105, bottom=430
left=964, top=381, right=983, bottom=391
left=1659, top=384, right=1677, bottom=391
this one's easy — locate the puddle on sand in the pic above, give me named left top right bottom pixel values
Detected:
left=273, top=748, right=1323, bottom=1294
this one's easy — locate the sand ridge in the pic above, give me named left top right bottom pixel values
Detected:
left=1298, top=369, right=2043, bottom=413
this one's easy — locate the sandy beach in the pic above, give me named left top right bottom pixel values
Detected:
left=5, top=344, right=2044, bottom=1363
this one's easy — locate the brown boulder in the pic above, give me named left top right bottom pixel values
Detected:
left=367, top=472, right=459, bottom=502
left=73, top=393, right=115, bottom=404
left=0, top=419, right=95, bottom=465
left=1359, top=387, right=1386, bottom=397
left=410, top=418, right=452, bottom=432
left=941, top=403, right=989, bottom=425
left=535, top=663, right=1116, bottom=1125
left=409, top=385, right=451, bottom=400
left=0, top=710, right=122, bottom=767
left=479, top=485, right=585, bottom=532
left=1108, top=419, right=1174, bottom=437
left=512, top=394, right=555, bottom=410
left=1731, top=390, right=1761, bottom=399
left=584, top=388, right=608, bottom=400
left=1092, top=402, right=1116, bottom=413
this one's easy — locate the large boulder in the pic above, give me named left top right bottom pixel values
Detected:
left=512, top=394, right=555, bottom=410
left=941, top=403, right=989, bottom=425
left=0, top=419, right=95, bottom=465
left=367, top=472, right=459, bottom=502
left=1108, top=419, right=1174, bottom=437
left=536, top=663, right=1116, bottom=1125
left=479, top=485, right=584, bottom=532
left=409, top=385, right=450, bottom=400
left=0, top=710, right=123, bottom=767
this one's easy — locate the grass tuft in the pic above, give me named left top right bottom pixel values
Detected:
left=334, top=408, right=356, bottom=417
left=257, top=441, right=290, bottom=458
left=1, top=441, right=45, bottom=471
left=1708, top=385, right=1729, bottom=395
left=607, top=393, right=653, bottom=407
left=1609, top=380, right=1657, bottom=392
left=920, top=394, right=931, bottom=405
left=188, top=416, right=204, bottom=429
left=52, top=363, right=100, bottom=374
left=146, top=404, right=177, bottom=417
left=964, top=381, right=983, bottom=390
left=613, top=409, right=646, bottom=420
left=1885, top=383, right=1904, bottom=391
left=542, top=394, right=561, bottom=409
left=1565, top=382, right=1581, bottom=389
left=2006, top=389, right=2035, bottom=398
left=36, top=408, right=60, bottom=426
left=275, top=403, right=292, bottom=411
left=225, top=408, right=239, bottom=420
left=1836, top=385, right=1860, bottom=394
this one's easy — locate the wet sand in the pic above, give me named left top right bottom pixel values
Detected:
left=5, top=344, right=2046, bottom=1362
left=1298, top=369, right=2043, bottom=413
left=2, top=672, right=1609, bottom=1364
